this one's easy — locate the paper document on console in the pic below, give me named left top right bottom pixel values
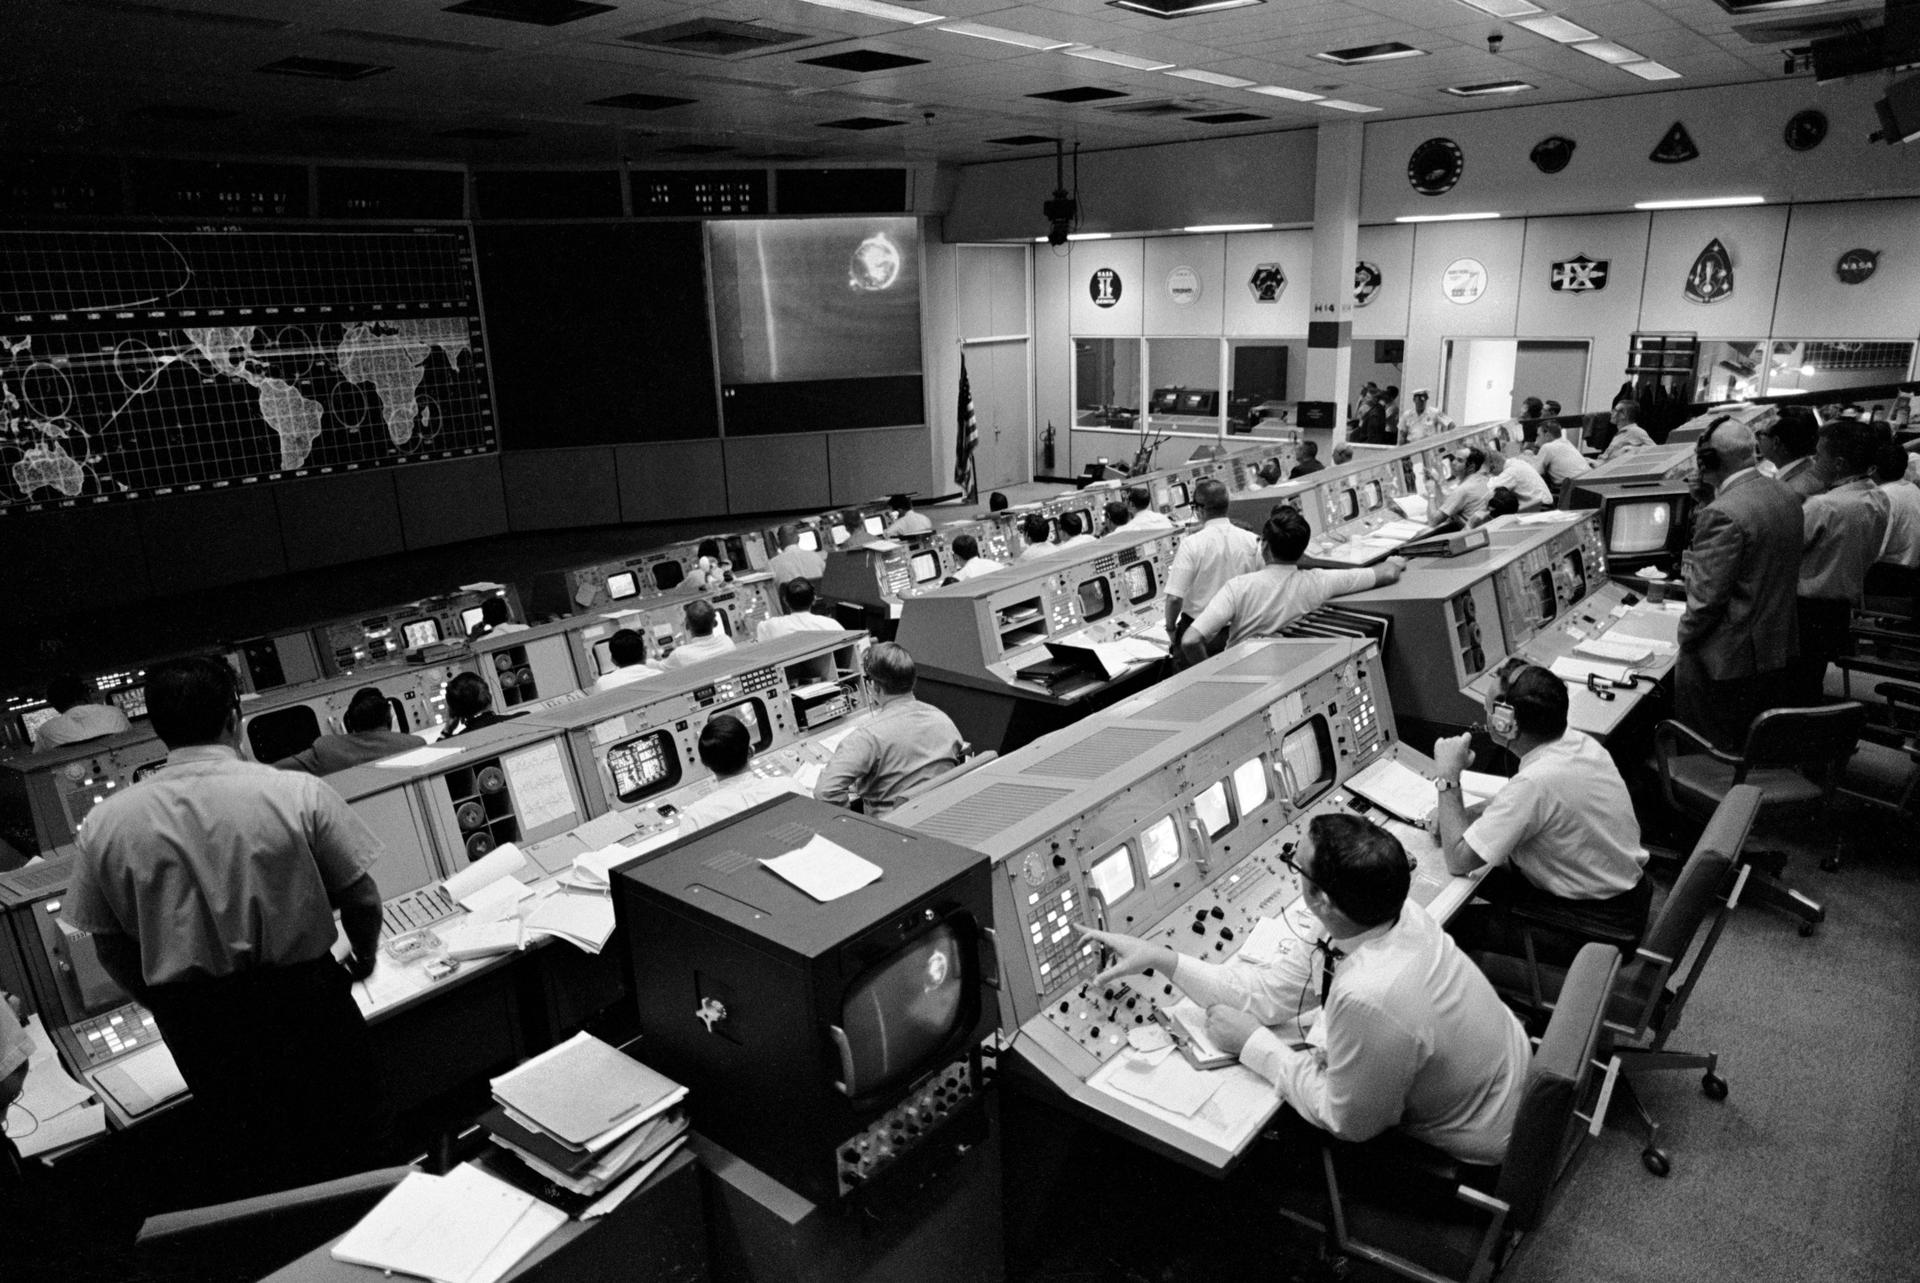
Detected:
left=376, top=746, right=466, bottom=769
left=1104, top=1046, right=1224, bottom=1117
left=762, top=835, right=883, bottom=902
left=1346, top=757, right=1440, bottom=825
left=447, top=843, right=532, bottom=915
left=1550, top=655, right=1631, bottom=686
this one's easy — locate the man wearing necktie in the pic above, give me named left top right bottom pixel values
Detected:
left=1081, top=813, right=1529, bottom=1166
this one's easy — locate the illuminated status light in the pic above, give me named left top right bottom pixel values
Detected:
left=1394, top=211, right=1502, bottom=222
left=1632, top=196, right=1765, bottom=210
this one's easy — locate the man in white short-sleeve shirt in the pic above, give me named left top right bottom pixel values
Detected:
left=1163, top=479, right=1261, bottom=661
left=1433, top=661, right=1651, bottom=960
left=1488, top=452, right=1555, bottom=512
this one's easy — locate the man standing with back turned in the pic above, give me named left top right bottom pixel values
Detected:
left=62, top=656, right=387, bottom=1196
left=1675, top=420, right=1801, bottom=749
left=1162, top=478, right=1260, bottom=664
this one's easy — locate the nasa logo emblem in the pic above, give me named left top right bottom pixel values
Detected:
left=1684, top=238, right=1734, bottom=305
left=1089, top=267, right=1123, bottom=308
left=1550, top=254, right=1610, bottom=293
left=1249, top=262, right=1286, bottom=303
left=1835, top=249, right=1879, bottom=285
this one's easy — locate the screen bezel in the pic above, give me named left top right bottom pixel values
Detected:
left=830, top=906, right=985, bottom=1108
left=1278, top=714, right=1336, bottom=808
left=909, top=550, right=941, bottom=584
left=1604, top=497, right=1675, bottom=557
left=604, top=729, right=685, bottom=804
left=607, top=571, right=640, bottom=600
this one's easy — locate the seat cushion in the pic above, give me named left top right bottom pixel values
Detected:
left=1840, top=740, right=1919, bottom=804
left=1665, top=755, right=1823, bottom=817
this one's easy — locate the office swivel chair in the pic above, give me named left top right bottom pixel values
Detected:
left=1651, top=703, right=1865, bottom=927
left=1276, top=943, right=1618, bottom=1283
left=1479, top=785, right=1759, bottom=1177
left=1838, top=679, right=1920, bottom=818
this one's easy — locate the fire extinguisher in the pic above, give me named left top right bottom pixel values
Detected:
left=1042, top=421, right=1056, bottom=473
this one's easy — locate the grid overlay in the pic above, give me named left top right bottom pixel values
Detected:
left=1, top=228, right=493, bottom=514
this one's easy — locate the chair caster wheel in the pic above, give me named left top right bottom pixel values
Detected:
left=1642, top=1148, right=1671, bottom=1177
left=1799, top=921, right=1817, bottom=938
left=1702, top=1072, right=1728, bottom=1101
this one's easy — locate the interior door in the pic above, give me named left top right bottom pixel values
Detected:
left=967, top=339, right=1031, bottom=492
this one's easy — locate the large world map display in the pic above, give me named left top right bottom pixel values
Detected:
left=0, top=228, right=494, bottom=515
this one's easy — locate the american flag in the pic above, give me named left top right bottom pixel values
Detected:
left=954, top=354, right=979, bottom=501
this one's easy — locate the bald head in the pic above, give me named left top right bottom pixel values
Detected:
left=1698, top=420, right=1757, bottom=487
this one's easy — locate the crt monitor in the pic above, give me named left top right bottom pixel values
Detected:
left=1606, top=497, right=1677, bottom=557
left=604, top=728, right=685, bottom=804
left=1169, top=481, right=1191, bottom=507
left=1123, top=561, right=1157, bottom=604
left=1076, top=576, right=1114, bottom=622
left=652, top=560, right=686, bottom=592
left=1278, top=714, right=1334, bottom=807
left=706, top=697, right=772, bottom=751
left=460, top=606, right=487, bottom=634
left=1150, top=387, right=1181, bottom=414
left=402, top=619, right=440, bottom=650
left=22, top=706, right=60, bottom=746
left=862, top=514, right=886, bottom=536
left=909, top=550, right=941, bottom=585
left=607, top=571, right=640, bottom=600
left=797, top=528, right=822, bottom=553
left=245, top=704, right=322, bottom=763
left=829, top=523, right=851, bottom=546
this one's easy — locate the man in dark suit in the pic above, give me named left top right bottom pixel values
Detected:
left=1676, top=420, right=1802, bottom=749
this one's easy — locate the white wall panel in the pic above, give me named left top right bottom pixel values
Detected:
left=1637, top=205, right=1788, bottom=339
left=1143, top=234, right=1225, bottom=336
left=1517, top=212, right=1652, bottom=411
left=1352, top=224, right=1414, bottom=340
left=1222, top=230, right=1313, bottom=337
left=1772, top=199, right=1920, bottom=338
left=1067, top=239, right=1145, bottom=336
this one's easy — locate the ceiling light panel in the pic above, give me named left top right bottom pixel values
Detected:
left=1511, top=15, right=1598, bottom=42
left=1573, top=40, right=1644, bottom=64
left=1106, top=0, right=1265, bottom=17
left=1442, top=80, right=1536, bottom=95
left=1165, top=68, right=1257, bottom=87
left=1634, top=196, right=1764, bottom=209
left=1318, top=99, right=1382, bottom=112
left=937, top=23, right=1072, bottom=51
left=791, top=0, right=946, bottom=26
left=1620, top=60, right=1682, bottom=80
left=1313, top=42, right=1427, bottom=65
left=1064, top=46, right=1177, bottom=71
left=1451, top=0, right=1542, bottom=15
left=1248, top=85, right=1323, bottom=101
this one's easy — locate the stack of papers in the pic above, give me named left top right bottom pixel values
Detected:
left=5, top=1014, right=107, bottom=1157
left=332, top=1162, right=565, bottom=1283
left=524, top=890, right=616, bottom=954
left=446, top=844, right=534, bottom=920
left=484, top=1033, right=689, bottom=1212
left=1573, top=634, right=1675, bottom=665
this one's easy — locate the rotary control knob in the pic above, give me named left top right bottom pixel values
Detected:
left=1022, top=851, right=1047, bottom=887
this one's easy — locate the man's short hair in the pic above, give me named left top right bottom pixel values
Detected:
left=1613, top=400, right=1639, bottom=424
left=1307, top=813, right=1409, bottom=929
left=45, top=673, right=90, bottom=713
left=1501, top=661, right=1568, bottom=739
left=608, top=628, right=648, bottom=668
left=445, top=672, right=491, bottom=721
left=1544, top=400, right=1562, bottom=417
left=146, top=655, right=238, bottom=749
left=952, top=533, right=979, bottom=561
left=989, top=491, right=1009, bottom=512
left=344, top=687, right=392, bottom=734
left=1022, top=513, right=1051, bottom=543
left=480, top=596, right=510, bottom=626
left=1262, top=507, right=1312, bottom=562
left=1331, top=445, right=1353, bottom=465
left=1298, top=440, right=1319, bottom=460
left=698, top=714, right=752, bottom=777
left=890, top=492, right=914, bottom=511
left=777, top=523, right=801, bottom=549
left=696, top=538, right=722, bottom=563
left=1822, top=419, right=1880, bottom=477
left=1485, top=487, right=1521, bottom=519
left=1257, top=459, right=1284, bottom=484
left=1875, top=441, right=1911, bottom=485
left=1522, top=397, right=1543, bottom=418
left=1195, top=478, right=1230, bottom=516
left=1127, top=486, right=1152, bottom=512
left=1059, top=510, right=1085, bottom=539
left=781, top=576, right=817, bottom=612
left=864, top=642, right=918, bottom=697
left=1772, top=405, right=1819, bottom=459
left=1537, top=420, right=1564, bottom=440
left=685, top=598, right=719, bottom=637
left=1104, top=498, right=1131, bottom=530
left=1462, top=447, right=1487, bottom=475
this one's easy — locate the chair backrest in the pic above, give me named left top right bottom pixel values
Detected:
left=1494, top=943, right=1618, bottom=1230
left=1738, top=702, right=1867, bottom=773
left=890, top=750, right=999, bottom=807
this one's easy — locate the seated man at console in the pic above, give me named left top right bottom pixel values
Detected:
left=661, top=599, right=736, bottom=671
left=1127, top=485, right=1173, bottom=530
left=1289, top=441, right=1326, bottom=479
left=34, top=673, right=133, bottom=749
left=1082, top=814, right=1530, bottom=1165
left=883, top=493, right=934, bottom=538
left=756, top=577, right=843, bottom=643
left=592, top=628, right=663, bottom=694
left=815, top=642, right=965, bottom=818
left=1486, top=450, right=1554, bottom=513
left=1056, top=509, right=1097, bottom=551
left=441, top=672, right=523, bottom=738
left=1103, top=497, right=1132, bottom=535
left=1179, top=508, right=1405, bottom=662
left=274, top=687, right=425, bottom=776
left=1018, top=513, right=1058, bottom=560
left=677, top=714, right=807, bottom=834
left=1437, top=448, right=1494, bottom=526
left=1433, top=661, right=1652, bottom=959
left=947, top=533, right=1003, bottom=582
left=766, top=524, right=825, bottom=589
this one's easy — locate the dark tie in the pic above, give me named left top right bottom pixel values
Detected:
left=1316, top=939, right=1345, bottom=1005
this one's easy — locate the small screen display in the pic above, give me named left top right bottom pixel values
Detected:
left=837, top=923, right=966, bottom=1100
left=1076, top=577, right=1114, bottom=622
left=706, top=698, right=770, bottom=750
left=830, top=524, right=851, bottom=546
left=863, top=514, right=886, bottom=536
left=1338, top=489, right=1360, bottom=521
left=607, top=730, right=683, bottom=803
left=1141, top=816, right=1181, bottom=877
left=1125, top=562, right=1156, bottom=604
left=1529, top=567, right=1557, bottom=621
left=1280, top=716, right=1334, bottom=804
left=245, top=704, right=322, bottom=764
left=1171, top=482, right=1190, bottom=507
left=1231, top=758, right=1268, bottom=812
left=1607, top=500, right=1672, bottom=556
left=1194, top=782, right=1232, bottom=839
left=797, top=529, right=822, bottom=553
left=607, top=572, right=639, bottom=600
left=1151, top=388, right=1180, bottom=414
left=1177, top=390, right=1211, bottom=415
left=461, top=606, right=487, bottom=633
left=1088, top=847, right=1137, bottom=906
left=1561, top=550, right=1588, bottom=602
left=402, top=620, right=440, bottom=650
left=113, top=688, right=148, bottom=719
left=910, top=550, right=941, bottom=584
left=1364, top=480, right=1384, bottom=510
left=22, top=706, right=60, bottom=744
left=652, top=560, right=686, bottom=592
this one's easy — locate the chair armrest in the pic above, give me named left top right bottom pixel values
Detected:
left=136, top=1166, right=414, bottom=1247
left=1505, top=899, right=1639, bottom=952
left=1653, top=719, right=1744, bottom=814
left=1875, top=680, right=1920, bottom=712
left=1607, top=949, right=1677, bottom=1040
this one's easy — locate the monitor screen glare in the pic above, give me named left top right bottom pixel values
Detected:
left=863, top=514, right=886, bottom=536
left=1607, top=500, right=1672, bottom=557
left=836, top=924, right=965, bottom=1099
left=797, top=529, right=822, bottom=553
left=460, top=606, right=487, bottom=633
left=1280, top=717, right=1333, bottom=803
left=607, top=571, right=639, bottom=600
left=1124, top=562, right=1156, bottom=603
left=910, top=550, right=941, bottom=584
left=402, top=620, right=440, bottom=650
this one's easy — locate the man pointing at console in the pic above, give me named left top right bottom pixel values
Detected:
left=1081, top=814, right=1530, bottom=1165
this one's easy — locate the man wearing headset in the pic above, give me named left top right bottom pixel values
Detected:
left=1080, top=814, right=1530, bottom=1165
left=1676, top=419, right=1802, bottom=749
left=1432, top=663, right=1652, bottom=960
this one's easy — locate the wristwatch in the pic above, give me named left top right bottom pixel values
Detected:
left=1434, top=776, right=1459, bottom=794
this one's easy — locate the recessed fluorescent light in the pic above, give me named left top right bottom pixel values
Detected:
left=1573, top=39, right=1643, bottom=64
left=1063, top=46, right=1177, bottom=71
left=1512, top=14, right=1597, bottom=42
left=792, top=0, right=945, bottom=25
left=1314, top=42, right=1425, bottom=65
left=1183, top=223, right=1273, bottom=232
left=1067, top=231, right=1113, bottom=240
left=1106, top=0, right=1264, bottom=16
left=1633, top=196, right=1765, bottom=210
left=1318, top=99, right=1382, bottom=113
left=1451, top=0, right=1542, bottom=15
left=1165, top=68, right=1256, bottom=88
left=938, top=22, right=1071, bottom=50
left=1442, top=80, right=1536, bottom=96
left=1395, top=211, right=1501, bottom=222
left=1621, top=59, right=1682, bottom=80
left=1249, top=84, right=1323, bottom=101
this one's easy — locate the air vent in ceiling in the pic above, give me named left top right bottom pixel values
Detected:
left=1103, top=97, right=1224, bottom=116
left=258, top=56, right=392, bottom=81
left=817, top=116, right=907, bottom=130
left=589, top=92, right=698, bottom=110
left=443, top=0, right=614, bottom=25
left=1313, top=41, right=1426, bottom=65
left=801, top=49, right=931, bottom=72
left=1029, top=85, right=1130, bottom=103
left=64, top=0, right=291, bottom=30
left=986, top=134, right=1058, bottom=145
left=1727, top=8, right=1878, bottom=42
left=321, top=28, right=502, bottom=54
left=1442, top=80, right=1536, bottom=96
left=1187, top=110, right=1268, bottom=123
left=619, top=19, right=814, bottom=57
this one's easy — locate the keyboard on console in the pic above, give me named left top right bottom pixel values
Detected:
left=382, top=884, right=458, bottom=937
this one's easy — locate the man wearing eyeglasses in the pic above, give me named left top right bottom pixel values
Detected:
left=1080, top=813, right=1530, bottom=1166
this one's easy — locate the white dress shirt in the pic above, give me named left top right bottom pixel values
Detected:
left=1491, top=456, right=1555, bottom=509
left=951, top=557, right=1004, bottom=581
left=1129, top=508, right=1175, bottom=531
left=676, top=774, right=808, bottom=833
left=592, top=664, right=663, bottom=694
left=660, top=633, right=737, bottom=671
left=1533, top=437, right=1591, bottom=489
left=1164, top=517, right=1261, bottom=617
left=1878, top=480, right=1920, bottom=568
left=1464, top=730, right=1648, bottom=899
left=755, top=612, right=843, bottom=643
left=1190, top=565, right=1379, bottom=647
